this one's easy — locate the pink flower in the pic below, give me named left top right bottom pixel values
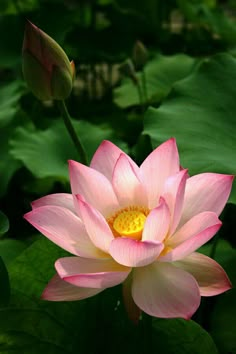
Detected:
left=24, top=138, right=233, bottom=320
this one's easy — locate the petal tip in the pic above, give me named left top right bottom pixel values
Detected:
left=40, top=288, right=49, bottom=300
left=68, top=159, right=79, bottom=168
left=23, top=211, right=31, bottom=221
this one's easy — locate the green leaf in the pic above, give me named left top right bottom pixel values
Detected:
left=0, top=239, right=28, bottom=266
left=152, top=318, right=218, bottom=354
left=0, top=256, right=10, bottom=307
left=0, top=81, right=26, bottom=128
left=114, top=54, right=196, bottom=108
left=0, top=80, right=26, bottom=197
left=10, top=120, right=127, bottom=182
left=199, top=240, right=236, bottom=354
left=0, top=238, right=118, bottom=354
left=0, top=235, right=219, bottom=354
left=0, top=123, right=22, bottom=197
left=143, top=53, right=236, bottom=204
left=0, top=211, right=9, bottom=236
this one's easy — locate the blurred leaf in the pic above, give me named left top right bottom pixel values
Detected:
left=0, top=15, right=25, bottom=68
left=177, top=0, right=236, bottom=45
left=0, top=211, right=9, bottom=236
left=114, top=54, right=196, bottom=108
left=9, top=119, right=127, bottom=181
left=0, top=80, right=26, bottom=196
left=0, top=81, right=25, bottom=128
left=29, top=2, right=74, bottom=44
left=143, top=53, right=236, bottom=204
left=0, top=256, right=10, bottom=307
left=0, top=239, right=28, bottom=266
left=0, top=0, right=38, bottom=14
left=152, top=318, right=218, bottom=354
left=0, top=123, right=22, bottom=198
left=115, top=0, right=171, bottom=33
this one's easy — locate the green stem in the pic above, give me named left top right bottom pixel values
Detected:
left=141, top=68, right=148, bottom=104
left=57, top=100, right=88, bottom=165
left=136, top=81, right=144, bottom=112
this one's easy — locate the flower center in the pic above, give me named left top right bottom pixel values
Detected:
left=107, top=206, right=149, bottom=240
left=113, top=210, right=146, bottom=240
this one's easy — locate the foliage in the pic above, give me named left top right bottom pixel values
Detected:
left=0, top=0, right=236, bottom=352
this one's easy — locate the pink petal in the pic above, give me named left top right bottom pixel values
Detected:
left=174, top=252, right=231, bottom=296
left=140, top=138, right=180, bottom=209
left=78, top=196, right=114, bottom=253
left=55, top=257, right=130, bottom=288
left=90, top=140, right=139, bottom=182
left=41, top=274, right=103, bottom=301
left=109, top=238, right=164, bottom=267
left=132, top=262, right=200, bottom=319
left=161, top=214, right=222, bottom=262
left=162, top=170, right=188, bottom=235
left=142, top=198, right=170, bottom=242
left=112, top=154, right=147, bottom=207
left=32, top=193, right=75, bottom=214
left=179, top=173, right=234, bottom=227
left=168, top=212, right=221, bottom=247
left=69, top=160, right=119, bottom=217
left=24, top=206, right=106, bottom=259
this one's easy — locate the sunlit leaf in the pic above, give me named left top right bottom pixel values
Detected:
left=9, top=119, right=128, bottom=181
left=143, top=53, right=236, bottom=204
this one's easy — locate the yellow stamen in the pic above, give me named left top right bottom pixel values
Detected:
left=107, top=206, right=149, bottom=240
left=113, top=210, right=146, bottom=240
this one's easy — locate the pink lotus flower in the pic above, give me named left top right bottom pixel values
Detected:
left=24, top=138, right=233, bottom=320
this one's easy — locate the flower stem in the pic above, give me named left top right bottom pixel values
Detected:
left=57, top=100, right=88, bottom=165
left=141, top=68, right=148, bottom=104
left=136, top=81, right=145, bottom=115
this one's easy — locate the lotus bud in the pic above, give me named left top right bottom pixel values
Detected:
left=132, top=40, right=148, bottom=70
left=22, top=21, right=74, bottom=100
left=119, top=59, right=138, bottom=85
